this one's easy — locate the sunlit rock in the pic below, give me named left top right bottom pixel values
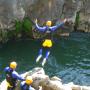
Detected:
left=0, top=67, right=90, bottom=90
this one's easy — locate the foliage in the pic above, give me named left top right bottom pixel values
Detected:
left=0, top=17, right=34, bottom=43
left=15, top=20, right=22, bottom=33
left=74, top=11, right=80, bottom=30
left=23, top=17, right=33, bottom=33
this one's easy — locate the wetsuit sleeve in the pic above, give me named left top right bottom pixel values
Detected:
left=49, top=22, right=65, bottom=31
left=12, top=71, right=25, bottom=81
left=20, top=81, right=25, bottom=87
left=35, top=23, right=46, bottom=32
left=4, top=67, right=9, bottom=72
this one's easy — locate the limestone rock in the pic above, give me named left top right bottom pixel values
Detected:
left=0, top=0, right=90, bottom=42
left=50, top=76, right=62, bottom=81
left=81, top=86, right=90, bottom=90
left=0, top=67, right=90, bottom=90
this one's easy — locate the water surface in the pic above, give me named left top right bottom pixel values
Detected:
left=0, top=32, right=90, bottom=85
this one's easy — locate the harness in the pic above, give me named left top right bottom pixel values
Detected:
left=44, top=27, right=53, bottom=40
left=6, top=68, right=17, bottom=87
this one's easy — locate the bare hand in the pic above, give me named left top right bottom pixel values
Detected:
left=63, top=18, right=67, bottom=23
left=35, top=19, right=38, bottom=23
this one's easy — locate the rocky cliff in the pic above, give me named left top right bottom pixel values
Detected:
left=0, top=0, right=90, bottom=42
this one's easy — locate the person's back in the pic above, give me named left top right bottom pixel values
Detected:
left=35, top=19, right=67, bottom=66
left=21, top=81, right=35, bottom=90
left=35, top=19, right=67, bottom=32
left=20, top=76, right=35, bottom=90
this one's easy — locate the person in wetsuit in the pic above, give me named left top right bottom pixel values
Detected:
left=35, top=19, right=67, bottom=66
left=20, top=76, right=35, bottom=90
left=4, top=61, right=25, bottom=90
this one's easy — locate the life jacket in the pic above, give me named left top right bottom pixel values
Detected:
left=6, top=68, right=17, bottom=87
left=45, top=27, right=51, bottom=33
left=21, top=83, right=30, bottom=90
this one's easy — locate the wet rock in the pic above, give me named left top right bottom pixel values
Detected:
left=50, top=76, right=62, bottom=82
left=81, top=86, right=90, bottom=90
left=0, top=80, right=7, bottom=90
left=0, top=67, right=90, bottom=90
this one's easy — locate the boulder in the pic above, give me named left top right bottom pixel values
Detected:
left=0, top=67, right=90, bottom=90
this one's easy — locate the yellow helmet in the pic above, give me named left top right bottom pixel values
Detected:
left=10, top=61, right=17, bottom=69
left=26, top=76, right=33, bottom=85
left=46, top=21, right=52, bottom=27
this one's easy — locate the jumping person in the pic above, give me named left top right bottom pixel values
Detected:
left=35, top=19, right=67, bottom=66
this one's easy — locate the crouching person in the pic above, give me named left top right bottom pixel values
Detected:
left=4, top=61, right=25, bottom=90
left=20, top=76, right=35, bottom=90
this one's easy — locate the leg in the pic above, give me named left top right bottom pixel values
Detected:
left=7, top=82, right=16, bottom=90
left=36, top=48, right=42, bottom=62
left=7, top=87, right=14, bottom=90
left=42, top=51, right=50, bottom=66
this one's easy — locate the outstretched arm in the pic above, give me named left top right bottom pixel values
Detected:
left=35, top=19, right=46, bottom=32
left=12, top=71, right=25, bottom=81
left=50, top=19, right=67, bottom=31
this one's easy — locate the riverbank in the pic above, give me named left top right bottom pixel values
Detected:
left=0, top=67, right=90, bottom=90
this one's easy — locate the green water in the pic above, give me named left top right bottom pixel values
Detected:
left=0, top=32, right=90, bottom=85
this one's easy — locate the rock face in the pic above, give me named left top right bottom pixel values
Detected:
left=0, top=0, right=90, bottom=42
left=0, top=0, right=90, bottom=31
left=0, top=67, right=90, bottom=90
left=77, top=0, right=90, bottom=32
